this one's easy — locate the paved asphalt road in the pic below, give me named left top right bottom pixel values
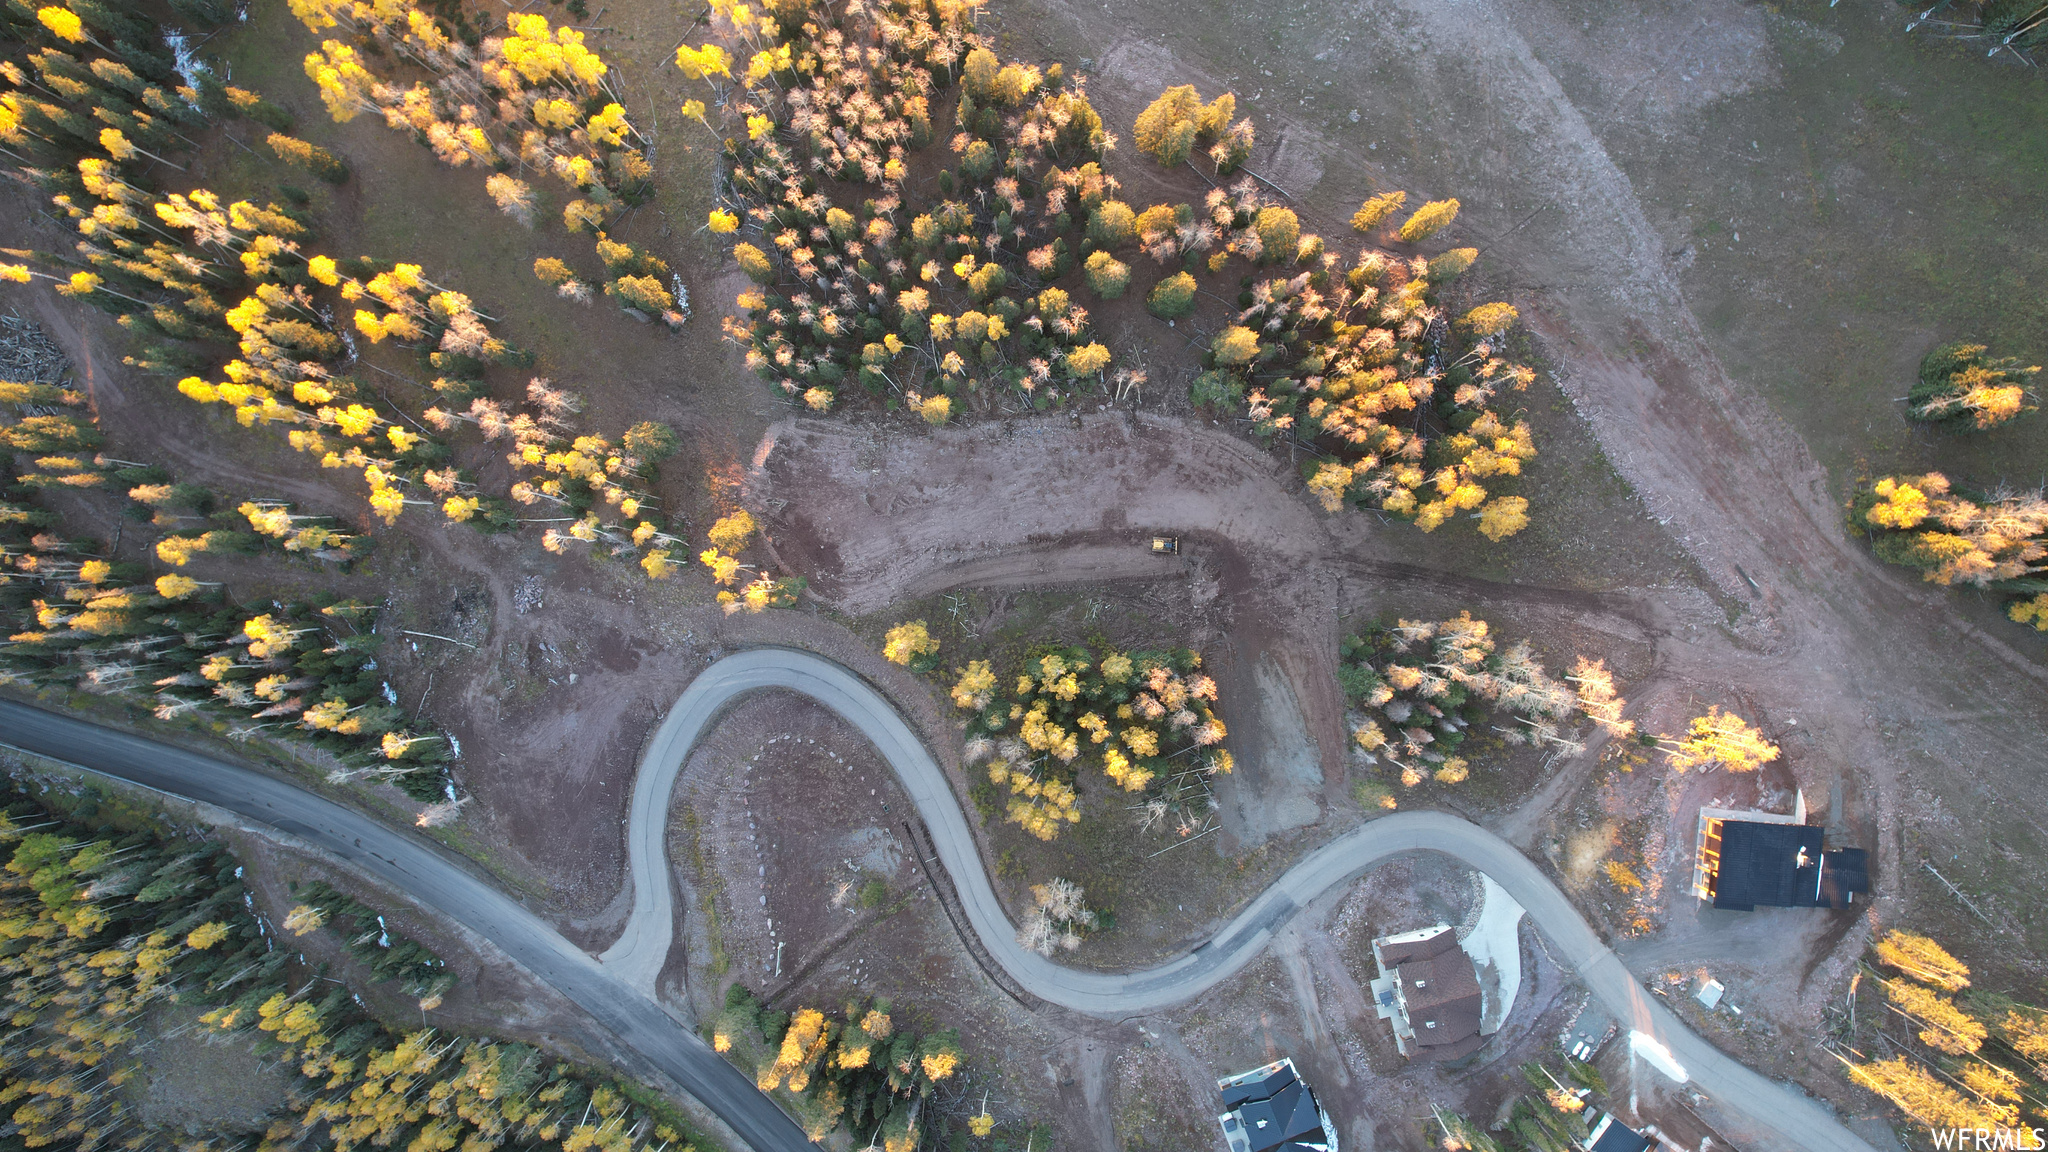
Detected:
left=606, top=648, right=1875, bottom=1152
left=0, top=698, right=816, bottom=1152
left=0, top=648, right=1876, bottom=1152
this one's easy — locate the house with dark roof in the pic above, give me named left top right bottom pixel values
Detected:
left=1215, top=1057, right=1337, bottom=1152
left=1368, top=926, right=1484, bottom=1061
left=1692, top=805, right=1869, bottom=911
left=1583, top=1112, right=1654, bottom=1152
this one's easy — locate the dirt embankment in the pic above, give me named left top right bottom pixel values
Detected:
left=759, top=411, right=1355, bottom=844
left=756, top=412, right=1334, bottom=613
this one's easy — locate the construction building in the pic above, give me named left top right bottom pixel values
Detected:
left=1693, top=803, right=1869, bottom=911
left=1584, top=1112, right=1655, bottom=1152
left=1215, top=1057, right=1338, bottom=1152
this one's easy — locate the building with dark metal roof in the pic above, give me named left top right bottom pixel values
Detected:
left=1215, top=1058, right=1337, bottom=1152
left=1701, top=818, right=1869, bottom=911
left=1584, top=1112, right=1655, bottom=1152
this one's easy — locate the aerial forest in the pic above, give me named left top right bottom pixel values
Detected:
left=679, top=0, right=1541, bottom=539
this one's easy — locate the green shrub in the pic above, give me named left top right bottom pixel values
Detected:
left=1083, top=250, right=1130, bottom=299
left=1146, top=271, right=1197, bottom=320
left=1427, top=247, right=1478, bottom=282
left=1353, top=778, right=1396, bottom=810
left=1190, top=369, right=1243, bottom=409
left=1087, top=200, right=1136, bottom=247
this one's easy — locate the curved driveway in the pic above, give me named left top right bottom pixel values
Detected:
left=1, top=649, right=1877, bottom=1152
left=606, top=648, right=1875, bottom=1152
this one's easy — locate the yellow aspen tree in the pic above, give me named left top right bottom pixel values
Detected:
left=1996, top=1005, right=2048, bottom=1069
left=882, top=621, right=938, bottom=666
left=2010, top=594, right=2048, bottom=631
left=563, top=199, right=608, bottom=232
left=707, top=510, right=757, bottom=551
left=1212, top=326, right=1259, bottom=366
left=154, top=573, right=214, bottom=599
left=675, top=43, right=734, bottom=83
left=951, top=661, right=996, bottom=709
left=733, top=242, right=774, bottom=282
left=1881, top=979, right=1986, bottom=1055
left=155, top=535, right=207, bottom=566
left=265, top=133, right=349, bottom=183
left=1477, top=496, right=1530, bottom=541
left=1862, top=474, right=1935, bottom=529
left=1460, top=302, right=1519, bottom=336
left=484, top=174, right=537, bottom=226
left=1566, top=656, right=1635, bottom=739
left=97, top=126, right=185, bottom=170
left=697, top=548, right=740, bottom=585
left=1253, top=206, right=1300, bottom=265
left=1398, top=198, right=1460, bottom=242
left=1082, top=250, right=1129, bottom=299
left=37, top=6, right=86, bottom=42
left=303, top=41, right=379, bottom=122
left=283, top=904, right=328, bottom=935
left=1910, top=343, right=2040, bottom=431
left=1133, top=86, right=1232, bottom=167
left=1352, top=191, right=1408, bottom=233
left=1662, top=706, right=1778, bottom=772
left=1874, top=931, right=1970, bottom=991
left=1306, top=462, right=1353, bottom=512
left=961, top=46, right=1000, bottom=98
left=1957, top=1063, right=2022, bottom=1107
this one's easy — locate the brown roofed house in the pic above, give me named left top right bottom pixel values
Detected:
left=1369, top=926, right=1485, bottom=1061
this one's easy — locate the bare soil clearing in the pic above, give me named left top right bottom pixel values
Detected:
left=760, top=413, right=1335, bottom=614
left=130, top=1005, right=293, bottom=1138
left=759, top=411, right=1705, bottom=965
left=662, top=691, right=1137, bottom=1148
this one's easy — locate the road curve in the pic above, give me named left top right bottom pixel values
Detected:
left=0, top=698, right=815, bottom=1152
left=605, top=647, right=1875, bottom=1152
left=0, top=650, right=1877, bottom=1152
